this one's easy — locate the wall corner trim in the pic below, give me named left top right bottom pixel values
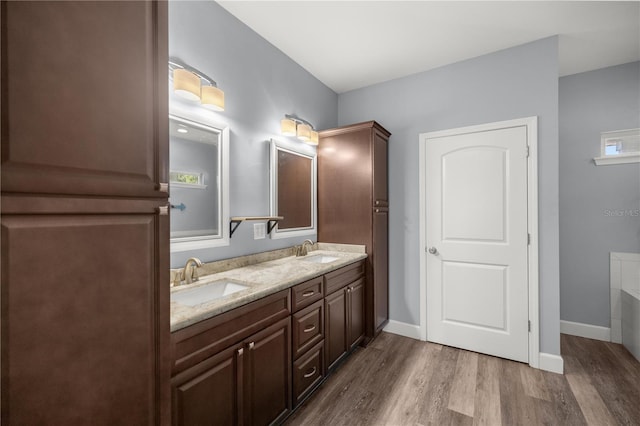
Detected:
left=560, top=320, right=611, bottom=342
left=539, top=352, right=564, bottom=374
left=383, top=320, right=423, bottom=341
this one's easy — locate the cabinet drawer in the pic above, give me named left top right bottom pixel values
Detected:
left=171, top=290, right=290, bottom=375
left=324, top=260, right=365, bottom=295
left=292, top=300, right=324, bottom=359
left=292, top=276, right=323, bottom=312
left=292, top=340, right=324, bottom=407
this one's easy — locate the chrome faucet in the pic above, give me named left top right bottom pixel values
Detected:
left=296, top=239, right=315, bottom=257
left=183, top=257, right=203, bottom=284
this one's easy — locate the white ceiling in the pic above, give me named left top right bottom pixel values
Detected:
left=217, top=1, right=640, bottom=93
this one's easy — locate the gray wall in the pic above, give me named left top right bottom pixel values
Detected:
left=169, top=1, right=338, bottom=267
left=338, top=37, right=561, bottom=355
left=559, top=62, right=640, bottom=327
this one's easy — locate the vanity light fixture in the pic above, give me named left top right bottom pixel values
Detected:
left=169, top=57, right=225, bottom=111
left=281, top=114, right=319, bottom=145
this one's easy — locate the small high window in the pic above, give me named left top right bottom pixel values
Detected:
left=594, top=128, right=640, bottom=165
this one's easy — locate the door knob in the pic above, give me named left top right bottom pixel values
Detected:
left=428, top=247, right=438, bottom=255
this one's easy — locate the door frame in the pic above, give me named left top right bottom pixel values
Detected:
left=418, top=116, right=540, bottom=369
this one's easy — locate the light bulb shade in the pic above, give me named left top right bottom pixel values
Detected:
left=297, top=123, right=311, bottom=141
left=307, top=130, right=319, bottom=145
left=201, top=85, right=225, bottom=111
left=173, top=68, right=201, bottom=101
left=281, top=118, right=297, bottom=136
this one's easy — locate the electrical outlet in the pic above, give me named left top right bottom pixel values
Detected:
left=253, top=223, right=266, bottom=240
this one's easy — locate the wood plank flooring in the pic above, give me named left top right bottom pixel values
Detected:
left=285, top=333, right=640, bottom=425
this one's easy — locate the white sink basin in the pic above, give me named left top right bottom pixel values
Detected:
left=172, top=280, right=249, bottom=307
left=301, top=255, right=339, bottom=264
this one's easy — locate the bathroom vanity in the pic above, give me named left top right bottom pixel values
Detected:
left=169, top=245, right=366, bottom=425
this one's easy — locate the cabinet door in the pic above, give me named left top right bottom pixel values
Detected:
left=244, top=317, right=292, bottom=426
left=373, top=209, right=389, bottom=333
left=172, top=344, right=243, bottom=426
left=1, top=1, right=168, bottom=198
left=1, top=214, right=168, bottom=425
left=325, top=288, right=348, bottom=371
left=373, top=132, right=388, bottom=206
left=348, top=278, right=365, bottom=350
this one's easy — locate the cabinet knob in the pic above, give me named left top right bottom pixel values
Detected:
left=303, top=367, right=317, bottom=378
left=237, top=348, right=244, bottom=356
left=428, top=247, right=438, bottom=255
left=157, top=182, right=169, bottom=193
left=375, top=209, right=380, bottom=213
left=157, top=205, right=169, bottom=216
left=375, top=201, right=380, bottom=205
left=248, top=342, right=255, bottom=350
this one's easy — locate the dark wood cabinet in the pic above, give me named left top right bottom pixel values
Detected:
left=172, top=344, right=243, bottom=426
left=319, top=121, right=391, bottom=340
left=243, top=317, right=292, bottom=426
left=325, top=288, right=348, bottom=371
left=324, top=261, right=366, bottom=372
left=1, top=1, right=169, bottom=424
left=292, top=299, right=324, bottom=359
left=290, top=279, right=325, bottom=408
left=292, top=340, right=324, bottom=406
left=170, top=291, right=292, bottom=426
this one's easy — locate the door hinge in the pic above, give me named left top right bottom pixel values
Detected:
left=526, top=146, right=530, bottom=157
left=528, top=320, right=531, bottom=332
left=527, top=233, right=531, bottom=245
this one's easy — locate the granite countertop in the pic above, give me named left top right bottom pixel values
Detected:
left=170, top=244, right=367, bottom=332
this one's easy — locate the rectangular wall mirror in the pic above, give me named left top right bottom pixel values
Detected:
left=270, top=139, right=317, bottom=239
left=170, top=113, right=229, bottom=251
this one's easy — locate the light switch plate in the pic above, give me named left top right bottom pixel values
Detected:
left=253, top=223, right=266, bottom=240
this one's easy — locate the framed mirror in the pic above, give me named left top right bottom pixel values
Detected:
left=170, top=113, right=229, bottom=251
left=270, top=139, right=317, bottom=239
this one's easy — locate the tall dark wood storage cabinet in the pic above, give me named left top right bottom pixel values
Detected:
left=1, top=2, right=170, bottom=424
left=318, top=121, right=391, bottom=340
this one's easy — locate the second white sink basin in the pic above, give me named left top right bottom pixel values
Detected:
left=172, top=280, right=249, bottom=307
left=301, top=255, right=339, bottom=264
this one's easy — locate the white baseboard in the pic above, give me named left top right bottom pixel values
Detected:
left=560, top=320, right=611, bottom=342
left=383, top=320, right=422, bottom=340
left=539, top=352, right=564, bottom=374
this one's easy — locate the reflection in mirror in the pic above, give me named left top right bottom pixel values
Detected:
left=170, top=114, right=229, bottom=251
left=270, top=139, right=317, bottom=239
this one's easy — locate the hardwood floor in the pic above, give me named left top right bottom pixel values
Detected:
left=285, top=333, right=640, bottom=425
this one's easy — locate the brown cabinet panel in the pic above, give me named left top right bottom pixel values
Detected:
left=373, top=209, right=389, bottom=333
left=292, top=340, right=324, bottom=407
left=1, top=214, right=168, bottom=425
left=373, top=132, right=388, bottom=206
left=292, top=299, right=324, bottom=359
left=324, top=260, right=365, bottom=296
left=244, top=317, right=292, bottom=426
left=325, top=288, right=348, bottom=371
left=318, top=121, right=390, bottom=341
left=317, top=127, right=372, bottom=245
left=348, top=278, right=366, bottom=350
left=171, top=290, right=290, bottom=375
left=171, top=344, right=242, bottom=426
left=291, top=276, right=323, bottom=312
left=1, top=1, right=168, bottom=198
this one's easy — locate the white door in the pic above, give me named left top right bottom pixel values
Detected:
left=425, top=123, right=530, bottom=363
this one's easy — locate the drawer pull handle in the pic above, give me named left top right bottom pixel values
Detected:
left=302, top=290, right=315, bottom=297
left=303, top=325, right=316, bottom=333
left=303, top=367, right=317, bottom=378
